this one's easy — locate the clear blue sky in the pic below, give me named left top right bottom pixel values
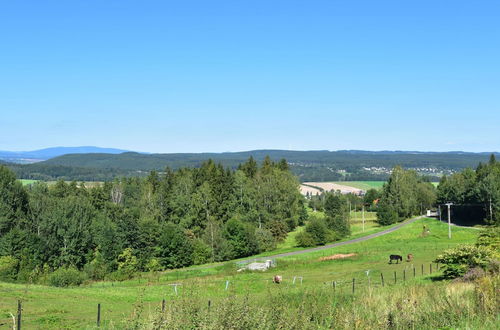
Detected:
left=1, top=1, right=499, bottom=153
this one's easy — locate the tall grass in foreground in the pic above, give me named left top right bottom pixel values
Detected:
left=110, top=274, right=499, bottom=330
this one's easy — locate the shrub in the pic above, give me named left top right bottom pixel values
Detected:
left=305, top=217, right=330, bottom=245
left=377, top=204, right=399, bottom=225
left=295, top=231, right=316, bottom=247
left=192, top=239, right=212, bottom=265
left=476, top=227, right=500, bottom=250
left=117, top=248, right=138, bottom=279
left=84, top=249, right=107, bottom=280
left=254, top=228, right=277, bottom=252
left=0, top=256, right=19, bottom=281
left=146, top=258, right=161, bottom=272
left=435, top=244, right=496, bottom=279
left=48, top=267, right=87, bottom=287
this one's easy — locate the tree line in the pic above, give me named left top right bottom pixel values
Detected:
left=0, top=157, right=308, bottom=283
left=437, top=154, right=499, bottom=225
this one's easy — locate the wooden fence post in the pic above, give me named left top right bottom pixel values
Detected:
left=161, top=299, right=166, bottom=313
left=430, top=263, right=432, bottom=274
left=421, top=264, right=424, bottom=275
left=403, top=269, right=406, bottom=282
left=394, top=271, right=397, bottom=284
left=97, top=303, right=101, bottom=327
left=381, top=273, right=385, bottom=287
left=208, top=300, right=211, bottom=313
left=17, top=300, right=21, bottom=330
left=352, top=278, right=355, bottom=294
left=413, top=266, right=416, bottom=278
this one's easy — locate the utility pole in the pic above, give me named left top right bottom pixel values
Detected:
left=445, top=203, right=453, bottom=239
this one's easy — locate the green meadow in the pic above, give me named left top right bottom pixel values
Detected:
left=0, top=218, right=481, bottom=329
left=333, top=181, right=386, bottom=190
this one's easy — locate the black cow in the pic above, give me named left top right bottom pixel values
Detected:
left=389, top=255, right=403, bottom=264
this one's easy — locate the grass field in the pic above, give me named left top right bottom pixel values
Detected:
left=0, top=217, right=480, bottom=329
left=19, top=179, right=39, bottom=185
left=333, top=181, right=386, bottom=190
left=333, top=181, right=440, bottom=190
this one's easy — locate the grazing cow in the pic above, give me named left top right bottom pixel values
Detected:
left=407, top=254, right=413, bottom=262
left=273, top=275, right=282, bottom=284
left=389, top=255, right=403, bottom=264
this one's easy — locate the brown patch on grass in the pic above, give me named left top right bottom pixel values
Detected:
left=319, top=253, right=357, bottom=261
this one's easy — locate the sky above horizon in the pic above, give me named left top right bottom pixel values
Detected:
left=1, top=1, right=499, bottom=153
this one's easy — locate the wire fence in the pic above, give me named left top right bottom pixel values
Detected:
left=4, top=262, right=442, bottom=329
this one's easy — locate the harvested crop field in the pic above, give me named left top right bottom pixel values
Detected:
left=302, top=182, right=364, bottom=195
left=299, top=184, right=322, bottom=195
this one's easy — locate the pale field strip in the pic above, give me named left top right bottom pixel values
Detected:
left=299, top=184, right=322, bottom=195
left=301, top=182, right=364, bottom=195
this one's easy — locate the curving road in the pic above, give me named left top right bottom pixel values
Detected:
left=241, top=215, right=426, bottom=263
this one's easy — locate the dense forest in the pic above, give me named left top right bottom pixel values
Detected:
left=0, top=157, right=310, bottom=283
left=7, top=150, right=498, bottom=182
left=437, top=155, right=500, bottom=226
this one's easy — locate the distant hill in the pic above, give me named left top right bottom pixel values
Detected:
left=8, top=150, right=499, bottom=182
left=0, top=146, right=131, bottom=163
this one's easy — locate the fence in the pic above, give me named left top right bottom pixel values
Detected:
left=5, top=262, right=440, bottom=329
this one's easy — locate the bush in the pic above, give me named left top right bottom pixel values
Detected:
left=295, top=231, right=316, bottom=247
left=476, top=227, right=500, bottom=250
left=105, top=269, right=133, bottom=282
left=117, top=248, right=138, bottom=278
left=146, top=258, right=161, bottom=272
left=192, top=239, right=212, bottom=265
left=377, top=204, right=399, bottom=225
left=305, top=217, right=330, bottom=245
left=48, top=267, right=87, bottom=287
left=0, top=256, right=19, bottom=281
left=255, top=228, right=277, bottom=252
left=84, top=249, right=107, bottom=280
left=435, top=244, right=497, bottom=279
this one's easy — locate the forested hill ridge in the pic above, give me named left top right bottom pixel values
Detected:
left=0, top=146, right=131, bottom=164
left=8, top=149, right=500, bottom=182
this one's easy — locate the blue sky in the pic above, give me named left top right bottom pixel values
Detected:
left=1, top=1, right=499, bottom=153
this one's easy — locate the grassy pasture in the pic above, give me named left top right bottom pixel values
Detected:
left=19, top=179, right=39, bottom=185
left=0, top=218, right=480, bottom=329
left=333, top=181, right=439, bottom=190
left=333, top=181, right=386, bottom=190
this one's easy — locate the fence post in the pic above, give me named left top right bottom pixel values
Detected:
left=161, top=299, right=166, bottom=313
left=430, top=263, right=432, bottom=274
left=352, top=278, right=355, bottom=294
left=394, top=271, right=397, bottom=284
left=17, top=300, right=21, bottom=330
left=97, top=303, right=101, bottom=327
left=413, top=266, right=416, bottom=278
left=333, top=281, right=336, bottom=293
left=403, top=269, right=406, bottom=282
left=381, top=273, right=385, bottom=287
left=421, top=264, right=424, bottom=275
left=208, top=300, right=211, bottom=313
